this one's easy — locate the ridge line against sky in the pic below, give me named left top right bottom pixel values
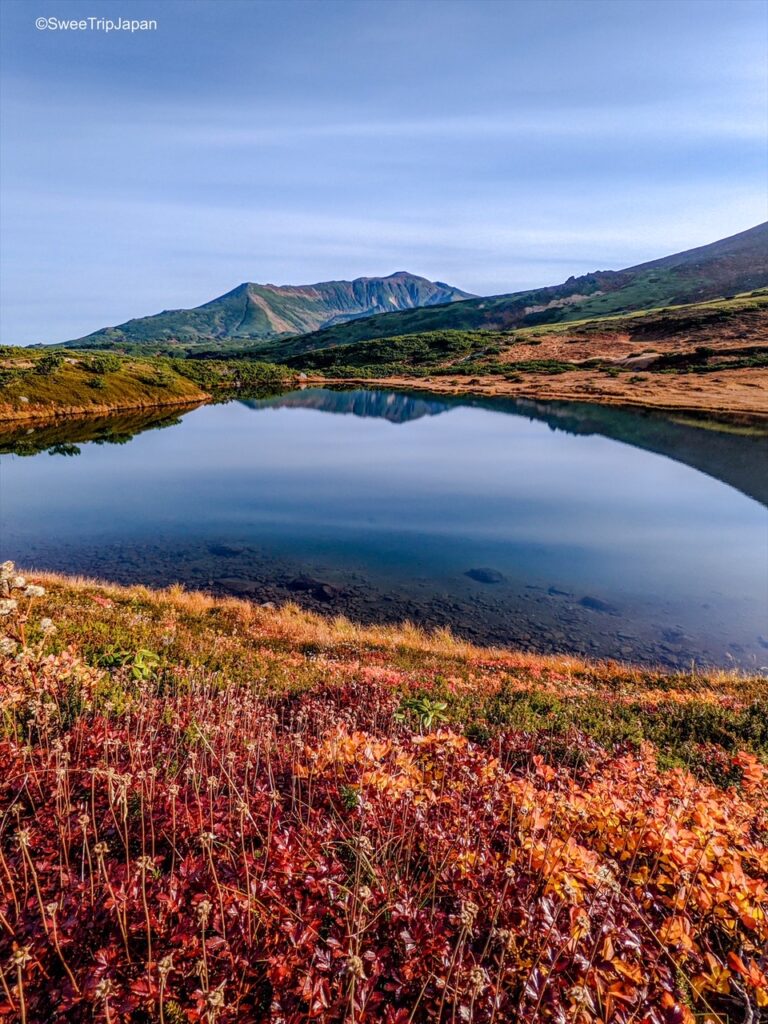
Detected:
left=1, top=0, right=766, bottom=346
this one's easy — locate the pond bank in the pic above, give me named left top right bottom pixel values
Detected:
left=312, top=367, right=768, bottom=418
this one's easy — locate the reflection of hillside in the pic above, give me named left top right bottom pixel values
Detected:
left=241, top=388, right=451, bottom=423
left=1, top=386, right=764, bottom=510
left=471, top=396, right=768, bottom=508
left=245, top=387, right=768, bottom=508
left=0, top=405, right=200, bottom=456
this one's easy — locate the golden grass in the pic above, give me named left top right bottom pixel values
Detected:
left=31, top=570, right=763, bottom=702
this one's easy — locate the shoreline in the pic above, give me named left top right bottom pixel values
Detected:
left=0, top=392, right=209, bottom=425
left=310, top=368, right=768, bottom=419
left=19, top=567, right=768, bottom=680
left=0, top=368, right=766, bottom=426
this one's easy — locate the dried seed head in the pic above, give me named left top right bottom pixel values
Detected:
left=492, top=927, right=514, bottom=952
left=459, top=900, right=479, bottom=930
left=95, top=978, right=117, bottom=1001
left=346, top=954, right=365, bottom=980
left=24, top=585, right=46, bottom=599
left=596, top=865, right=620, bottom=893
left=356, top=835, right=373, bottom=856
left=11, top=945, right=32, bottom=968
left=206, top=986, right=226, bottom=1009
left=0, top=636, right=18, bottom=655
left=196, top=899, right=213, bottom=927
left=568, top=984, right=594, bottom=1008
left=469, top=966, right=486, bottom=996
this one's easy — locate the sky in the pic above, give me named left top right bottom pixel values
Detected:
left=0, top=0, right=766, bottom=345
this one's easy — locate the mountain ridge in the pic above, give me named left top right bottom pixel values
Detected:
left=269, top=222, right=768, bottom=356
left=60, top=223, right=768, bottom=355
left=64, top=272, right=475, bottom=348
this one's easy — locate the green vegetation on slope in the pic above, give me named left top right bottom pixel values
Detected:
left=259, top=222, right=768, bottom=356
left=0, top=346, right=293, bottom=419
left=284, top=329, right=510, bottom=375
left=275, top=292, right=768, bottom=378
left=63, top=273, right=474, bottom=349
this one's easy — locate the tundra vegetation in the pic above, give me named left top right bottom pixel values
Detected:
left=0, top=566, right=766, bottom=1022
left=0, top=347, right=293, bottom=420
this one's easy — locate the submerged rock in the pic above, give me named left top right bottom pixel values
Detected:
left=208, top=543, right=244, bottom=558
left=579, top=595, right=619, bottom=614
left=218, top=578, right=259, bottom=595
left=465, top=568, right=505, bottom=584
left=287, top=577, right=338, bottom=601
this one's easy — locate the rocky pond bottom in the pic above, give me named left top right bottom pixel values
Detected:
left=2, top=389, right=767, bottom=669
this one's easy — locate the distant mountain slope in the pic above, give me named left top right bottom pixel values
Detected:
left=65, top=273, right=475, bottom=348
left=265, top=222, right=768, bottom=358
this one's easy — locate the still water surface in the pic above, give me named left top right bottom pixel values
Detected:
left=1, top=389, right=766, bottom=668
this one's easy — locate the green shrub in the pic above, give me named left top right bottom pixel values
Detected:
left=83, top=353, right=122, bottom=374
left=34, top=352, right=65, bottom=375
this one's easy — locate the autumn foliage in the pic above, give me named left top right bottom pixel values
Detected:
left=0, top=573, right=766, bottom=1022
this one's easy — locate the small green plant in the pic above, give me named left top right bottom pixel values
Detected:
left=396, top=695, right=449, bottom=732
left=131, top=648, right=160, bottom=680
left=96, top=645, right=160, bottom=680
left=340, top=784, right=360, bottom=810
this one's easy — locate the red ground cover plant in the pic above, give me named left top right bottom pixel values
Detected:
left=1, top=653, right=767, bottom=1023
left=0, top=571, right=766, bottom=1022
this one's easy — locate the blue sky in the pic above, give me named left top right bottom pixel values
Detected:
left=1, top=0, right=766, bottom=345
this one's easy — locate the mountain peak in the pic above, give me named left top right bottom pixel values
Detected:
left=66, top=274, right=476, bottom=347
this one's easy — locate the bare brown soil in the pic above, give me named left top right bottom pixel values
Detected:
left=501, top=302, right=767, bottom=366
left=321, top=368, right=768, bottom=417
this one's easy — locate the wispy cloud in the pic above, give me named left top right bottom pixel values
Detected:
left=1, top=0, right=766, bottom=344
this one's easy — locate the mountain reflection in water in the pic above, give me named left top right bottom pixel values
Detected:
left=243, top=388, right=768, bottom=508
